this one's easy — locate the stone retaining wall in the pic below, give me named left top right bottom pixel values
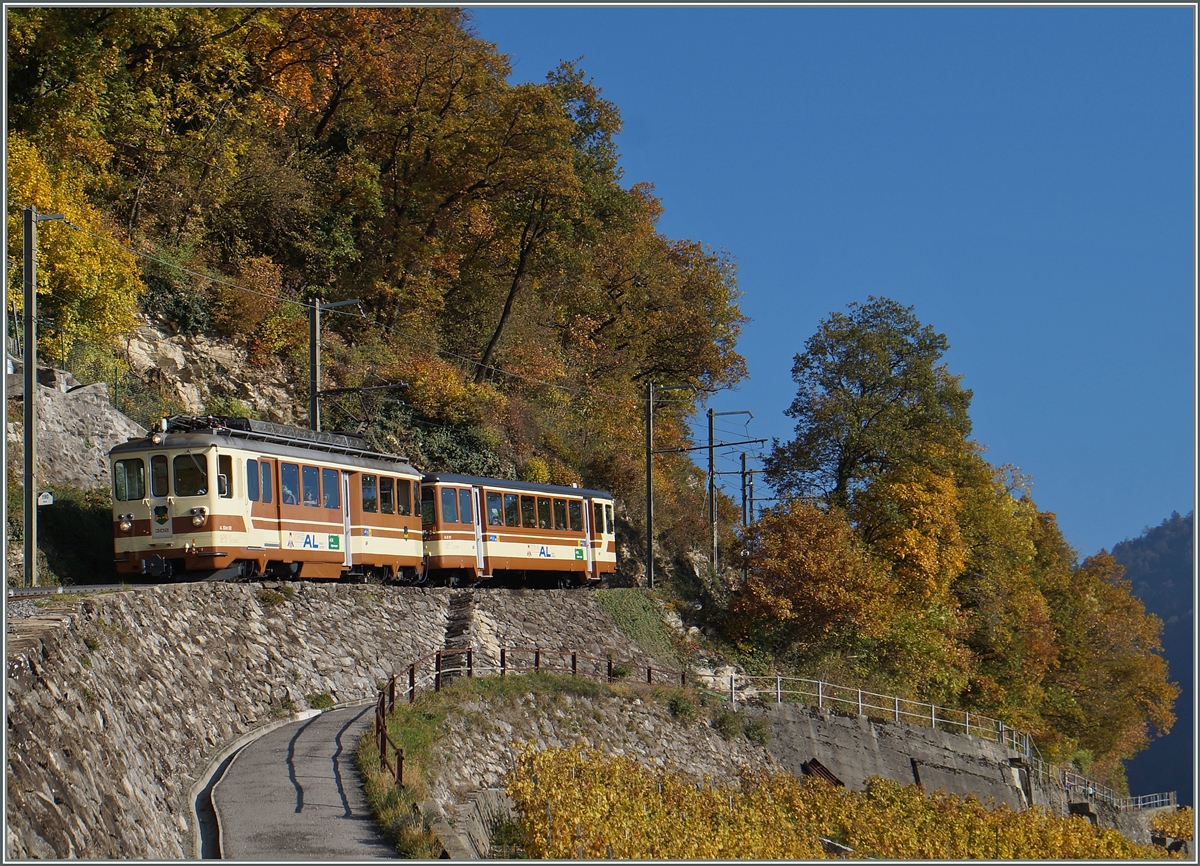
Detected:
left=5, top=582, right=450, bottom=858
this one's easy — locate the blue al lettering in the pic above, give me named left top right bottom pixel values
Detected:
left=302, top=534, right=321, bottom=549
left=539, top=546, right=552, bottom=558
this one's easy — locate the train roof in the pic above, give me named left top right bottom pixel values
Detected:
left=109, top=416, right=421, bottom=476
left=421, top=472, right=614, bottom=501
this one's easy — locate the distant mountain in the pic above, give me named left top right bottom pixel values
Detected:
left=1112, top=511, right=1194, bottom=807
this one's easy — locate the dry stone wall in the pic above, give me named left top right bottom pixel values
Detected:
left=5, top=582, right=450, bottom=859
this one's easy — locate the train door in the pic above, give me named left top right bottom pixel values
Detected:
left=584, top=498, right=598, bottom=581
left=250, top=457, right=280, bottom=550
left=148, top=453, right=172, bottom=539
left=341, top=472, right=352, bottom=568
left=471, top=487, right=485, bottom=575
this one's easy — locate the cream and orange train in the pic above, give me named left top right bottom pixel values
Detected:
left=108, top=416, right=616, bottom=586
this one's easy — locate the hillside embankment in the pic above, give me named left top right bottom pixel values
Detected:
left=6, top=582, right=1167, bottom=859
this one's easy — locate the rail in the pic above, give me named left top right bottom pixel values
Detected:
left=371, top=645, right=1175, bottom=810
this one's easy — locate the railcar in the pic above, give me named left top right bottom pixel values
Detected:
left=419, top=473, right=617, bottom=586
left=109, top=416, right=424, bottom=581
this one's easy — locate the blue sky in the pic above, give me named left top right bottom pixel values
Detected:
left=466, top=5, right=1195, bottom=560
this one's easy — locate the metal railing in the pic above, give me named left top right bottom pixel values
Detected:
left=730, top=673, right=1032, bottom=755
left=370, top=645, right=1175, bottom=810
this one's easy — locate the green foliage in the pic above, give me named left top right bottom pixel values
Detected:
left=667, top=693, right=698, bottom=725
left=305, top=692, right=335, bottom=710
left=594, top=589, right=683, bottom=665
left=203, top=392, right=254, bottom=419
left=710, top=708, right=741, bottom=740
left=743, top=717, right=770, bottom=746
left=764, top=296, right=971, bottom=511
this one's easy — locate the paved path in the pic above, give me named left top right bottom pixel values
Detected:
left=212, top=705, right=397, bottom=860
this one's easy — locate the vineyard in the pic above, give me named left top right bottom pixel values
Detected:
left=505, top=745, right=1186, bottom=860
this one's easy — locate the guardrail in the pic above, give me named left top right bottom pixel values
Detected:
left=371, top=644, right=1174, bottom=810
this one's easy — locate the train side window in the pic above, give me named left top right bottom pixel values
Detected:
left=247, top=459, right=259, bottom=501
left=301, top=465, right=320, bottom=506
left=521, top=496, right=536, bottom=528
left=486, top=491, right=503, bottom=526
left=459, top=489, right=473, bottom=525
left=605, top=504, right=614, bottom=534
left=440, top=487, right=458, bottom=523
left=151, top=455, right=169, bottom=498
left=218, top=455, right=233, bottom=498
left=537, top=497, right=551, bottom=529
left=281, top=463, right=300, bottom=505
left=362, top=475, right=377, bottom=512
left=568, top=500, right=582, bottom=532
left=504, top=493, right=520, bottom=527
left=174, top=453, right=209, bottom=497
left=421, top=487, right=435, bottom=525
left=553, top=498, right=567, bottom=530
left=380, top=477, right=395, bottom=514
left=261, top=462, right=273, bottom=504
left=397, top=479, right=411, bottom=516
left=323, top=468, right=340, bottom=509
left=114, top=458, right=145, bottom=501
left=593, top=503, right=604, bottom=537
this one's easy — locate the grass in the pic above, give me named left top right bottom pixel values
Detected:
left=593, top=588, right=683, bottom=665
left=305, top=692, right=335, bottom=710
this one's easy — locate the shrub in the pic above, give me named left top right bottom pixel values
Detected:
left=667, top=693, right=698, bottom=725
left=743, top=717, right=769, bottom=746
left=711, top=708, right=741, bottom=740
left=306, top=692, right=335, bottom=710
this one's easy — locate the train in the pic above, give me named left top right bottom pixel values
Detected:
left=108, top=416, right=617, bottom=586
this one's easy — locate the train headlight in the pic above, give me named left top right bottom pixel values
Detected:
left=190, top=507, right=208, bottom=527
left=118, top=514, right=133, bottom=533
left=150, top=432, right=165, bottom=445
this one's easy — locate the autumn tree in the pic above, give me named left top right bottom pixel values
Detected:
left=764, top=296, right=971, bottom=511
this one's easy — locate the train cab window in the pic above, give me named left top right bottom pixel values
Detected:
left=362, top=475, right=378, bottom=512
left=413, top=482, right=421, bottom=512
left=281, top=463, right=300, bottom=505
left=247, top=459, right=259, bottom=501
left=380, top=477, right=394, bottom=514
left=486, top=491, right=504, bottom=526
left=553, top=498, right=568, bottom=530
left=114, top=458, right=145, bottom=501
left=421, top=487, right=435, bottom=525
left=261, top=462, right=273, bottom=504
left=605, top=504, right=614, bottom=534
left=397, top=479, right=411, bottom=516
left=174, top=454, right=209, bottom=497
left=521, top=496, right=536, bottom=528
left=322, top=468, right=340, bottom=509
left=459, top=489, right=473, bottom=525
left=440, top=487, right=458, bottom=523
left=301, top=465, right=320, bottom=506
left=504, top=493, right=520, bottom=527
left=218, top=455, right=233, bottom=498
left=537, top=497, right=551, bottom=529
left=151, top=455, right=169, bottom=498
left=593, top=503, right=604, bottom=537
left=568, top=500, right=583, bottom=532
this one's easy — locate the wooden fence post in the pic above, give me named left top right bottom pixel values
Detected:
left=467, top=648, right=474, bottom=678
left=435, top=651, right=442, bottom=692
left=500, top=648, right=506, bottom=676
left=408, top=664, right=416, bottom=703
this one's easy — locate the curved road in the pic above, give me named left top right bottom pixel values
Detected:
left=212, top=705, right=397, bottom=860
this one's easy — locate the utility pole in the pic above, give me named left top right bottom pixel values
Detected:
left=644, top=382, right=695, bottom=589
left=308, top=298, right=361, bottom=431
left=23, top=205, right=64, bottom=587
left=741, top=453, right=748, bottom=527
left=706, top=409, right=752, bottom=572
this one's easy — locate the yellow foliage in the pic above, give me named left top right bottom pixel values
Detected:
left=404, top=355, right=507, bottom=424
left=6, top=134, right=143, bottom=353
left=1152, top=807, right=1194, bottom=842
left=504, top=745, right=1175, bottom=860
